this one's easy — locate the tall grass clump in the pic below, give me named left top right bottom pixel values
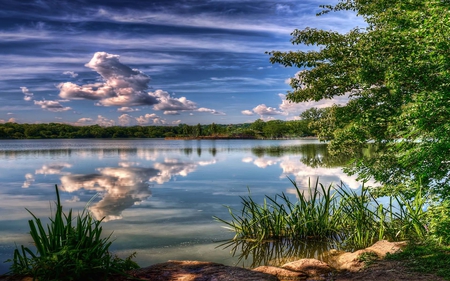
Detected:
left=214, top=179, right=341, bottom=242
left=215, top=178, right=430, bottom=251
left=7, top=185, right=138, bottom=280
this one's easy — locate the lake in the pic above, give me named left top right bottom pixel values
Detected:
left=0, top=139, right=363, bottom=274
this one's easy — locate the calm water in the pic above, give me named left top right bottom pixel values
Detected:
left=0, top=139, right=363, bottom=274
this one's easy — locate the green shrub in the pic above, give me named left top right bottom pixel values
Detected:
left=427, top=199, right=450, bottom=245
left=7, top=185, right=139, bottom=280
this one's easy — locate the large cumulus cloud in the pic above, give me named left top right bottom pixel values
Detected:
left=57, top=52, right=224, bottom=116
left=58, top=52, right=158, bottom=107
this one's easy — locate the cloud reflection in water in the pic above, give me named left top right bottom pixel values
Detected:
left=60, top=167, right=158, bottom=221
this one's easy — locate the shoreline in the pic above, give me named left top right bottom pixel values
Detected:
left=164, top=136, right=318, bottom=140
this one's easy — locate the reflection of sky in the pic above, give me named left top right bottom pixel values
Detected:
left=242, top=155, right=372, bottom=191
left=0, top=139, right=368, bottom=274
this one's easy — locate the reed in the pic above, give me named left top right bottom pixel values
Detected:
left=7, top=185, right=138, bottom=280
left=215, top=178, right=430, bottom=251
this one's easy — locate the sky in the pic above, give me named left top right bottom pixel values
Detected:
left=1, top=0, right=365, bottom=126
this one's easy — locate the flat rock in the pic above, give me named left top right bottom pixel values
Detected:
left=253, top=265, right=308, bottom=281
left=366, top=240, right=406, bottom=258
left=332, top=240, right=407, bottom=272
left=124, top=260, right=278, bottom=281
left=334, top=249, right=371, bottom=272
left=281, top=258, right=333, bottom=278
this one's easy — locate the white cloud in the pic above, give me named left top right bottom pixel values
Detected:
left=163, top=111, right=180, bottom=115
left=75, top=118, right=94, bottom=126
left=92, top=9, right=296, bottom=35
left=241, top=110, right=254, bottom=116
left=136, top=113, right=161, bottom=125
left=118, top=106, right=139, bottom=112
left=58, top=52, right=159, bottom=107
left=118, top=114, right=137, bottom=126
left=63, top=71, right=78, bottom=78
left=34, top=100, right=72, bottom=112
left=20, top=87, right=34, bottom=101
left=75, top=115, right=115, bottom=127
left=253, top=104, right=284, bottom=116
left=276, top=4, right=292, bottom=14
left=151, top=90, right=197, bottom=111
left=0, top=118, right=16, bottom=124
left=96, top=115, right=115, bottom=127
left=197, top=107, right=225, bottom=115
left=242, top=104, right=284, bottom=118
left=278, top=93, right=349, bottom=116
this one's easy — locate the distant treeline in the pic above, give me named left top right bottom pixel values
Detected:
left=0, top=119, right=315, bottom=139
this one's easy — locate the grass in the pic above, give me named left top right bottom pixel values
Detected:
left=356, top=251, right=379, bottom=267
left=386, top=242, right=450, bottom=280
left=6, top=184, right=139, bottom=280
left=214, top=178, right=429, bottom=251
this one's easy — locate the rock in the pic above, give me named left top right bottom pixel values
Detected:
left=253, top=265, right=308, bottom=281
left=366, top=240, right=406, bottom=258
left=334, top=249, right=372, bottom=272
left=281, top=258, right=333, bottom=278
left=330, top=240, right=407, bottom=272
left=124, top=260, right=278, bottom=281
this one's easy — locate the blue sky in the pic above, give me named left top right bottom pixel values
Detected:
left=1, top=0, right=364, bottom=126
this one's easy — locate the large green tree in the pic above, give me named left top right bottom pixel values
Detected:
left=269, top=0, right=450, bottom=197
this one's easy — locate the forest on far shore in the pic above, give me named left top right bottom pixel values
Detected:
left=0, top=117, right=318, bottom=140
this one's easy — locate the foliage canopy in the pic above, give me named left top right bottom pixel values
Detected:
left=269, top=0, right=450, bottom=198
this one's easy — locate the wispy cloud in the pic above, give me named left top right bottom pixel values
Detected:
left=20, top=87, right=34, bottom=101
left=34, top=100, right=71, bottom=112
left=63, top=71, right=78, bottom=78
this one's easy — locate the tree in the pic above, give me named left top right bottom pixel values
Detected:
left=208, top=123, right=218, bottom=136
left=300, top=107, right=333, bottom=138
left=194, top=123, right=203, bottom=137
left=263, top=120, right=286, bottom=139
left=269, top=0, right=450, bottom=198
